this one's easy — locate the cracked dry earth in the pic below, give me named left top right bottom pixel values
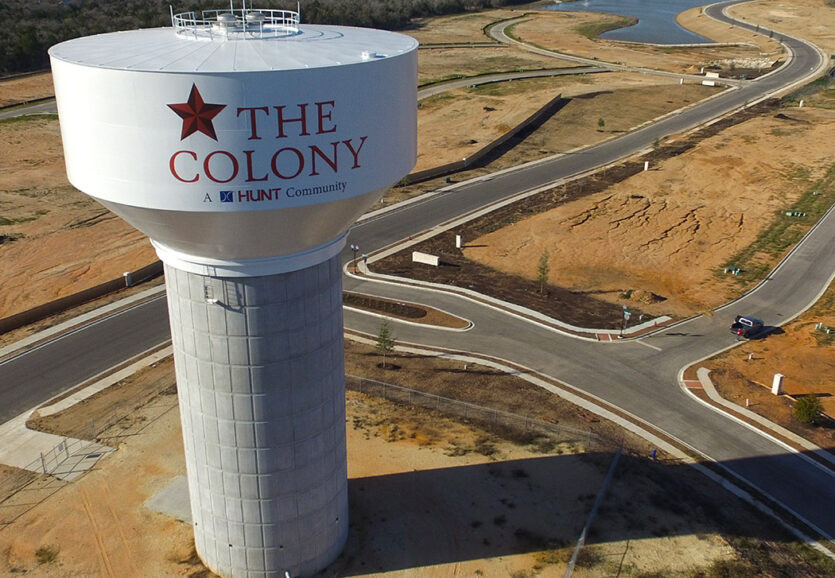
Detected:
left=464, top=107, right=835, bottom=318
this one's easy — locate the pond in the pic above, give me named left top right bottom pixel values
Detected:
left=544, top=0, right=714, bottom=45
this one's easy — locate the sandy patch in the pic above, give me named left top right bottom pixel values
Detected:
left=0, top=73, right=54, bottom=108
left=0, top=117, right=155, bottom=318
left=417, top=78, right=562, bottom=172
left=417, top=45, right=573, bottom=85
left=406, top=11, right=519, bottom=45
left=463, top=107, right=835, bottom=317
left=729, top=0, right=835, bottom=55
left=416, top=72, right=719, bottom=173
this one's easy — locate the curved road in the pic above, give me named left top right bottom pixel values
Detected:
left=2, top=0, right=833, bottom=546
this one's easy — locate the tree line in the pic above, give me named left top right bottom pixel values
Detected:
left=0, top=0, right=529, bottom=75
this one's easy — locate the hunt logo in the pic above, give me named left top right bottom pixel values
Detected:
left=215, top=189, right=282, bottom=203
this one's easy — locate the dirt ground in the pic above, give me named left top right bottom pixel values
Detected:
left=3, top=341, right=832, bottom=577
left=460, top=105, right=835, bottom=317
left=0, top=116, right=157, bottom=318
left=0, top=74, right=53, bottom=108
left=416, top=45, right=574, bottom=86
left=2, top=2, right=833, bottom=320
left=728, top=0, right=835, bottom=55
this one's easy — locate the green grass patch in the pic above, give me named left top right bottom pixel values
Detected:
left=0, top=209, right=49, bottom=226
left=720, top=163, right=835, bottom=286
left=470, top=76, right=557, bottom=97
left=417, top=92, right=458, bottom=110
left=497, top=19, right=529, bottom=44
left=813, top=329, right=834, bottom=347
left=783, top=74, right=835, bottom=105
left=0, top=113, right=58, bottom=125
left=0, top=215, right=34, bottom=225
left=575, top=15, right=637, bottom=40
left=769, top=127, right=796, bottom=137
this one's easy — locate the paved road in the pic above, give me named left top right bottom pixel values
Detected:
left=0, top=296, right=170, bottom=424
left=344, top=204, right=835, bottom=539
left=0, top=100, right=57, bottom=121
left=2, top=0, right=833, bottom=543
left=418, top=66, right=608, bottom=98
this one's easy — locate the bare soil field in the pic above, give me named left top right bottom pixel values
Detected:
left=406, top=10, right=519, bottom=45
left=375, top=98, right=835, bottom=324
left=416, top=45, right=573, bottom=86
left=3, top=342, right=834, bottom=577
left=414, top=73, right=715, bottom=173
left=728, top=0, right=835, bottom=55
left=0, top=74, right=53, bottom=108
left=458, top=105, right=835, bottom=318
left=0, top=80, right=719, bottom=318
left=0, top=116, right=157, bottom=318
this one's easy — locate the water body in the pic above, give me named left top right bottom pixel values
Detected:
left=545, top=0, right=713, bottom=45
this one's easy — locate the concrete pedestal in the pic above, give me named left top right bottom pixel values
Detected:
left=164, top=254, right=347, bottom=577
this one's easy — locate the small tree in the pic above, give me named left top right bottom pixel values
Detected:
left=537, top=249, right=550, bottom=295
left=793, top=395, right=823, bottom=425
left=597, top=117, right=605, bottom=129
left=376, top=319, right=396, bottom=368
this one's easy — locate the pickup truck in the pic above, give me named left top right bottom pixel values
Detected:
left=730, top=315, right=764, bottom=338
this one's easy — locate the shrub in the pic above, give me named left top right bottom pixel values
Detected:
left=793, top=395, right=823, bottom=425
left=35, top=544, right=59, bottom=565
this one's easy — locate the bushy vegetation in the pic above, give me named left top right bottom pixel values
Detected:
left=721, top=162, right=835, bottom=285
left=0, top=0, right=529, bottom=75
left=793, top=395, right=823, bottom=425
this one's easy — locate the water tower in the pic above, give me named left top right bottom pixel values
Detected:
left=49, top=6, right=416, bottom=577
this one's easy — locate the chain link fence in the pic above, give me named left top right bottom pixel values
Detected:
left=346, top=374, right=611, bottom=451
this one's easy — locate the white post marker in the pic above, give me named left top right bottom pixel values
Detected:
left=455, top=234, right=462, bottom=249
left=772, top=373, right=784, bottom=395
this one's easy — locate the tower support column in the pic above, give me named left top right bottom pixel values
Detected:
left=163, top=254, right=348, bottom=577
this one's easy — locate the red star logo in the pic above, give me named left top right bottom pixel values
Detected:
left=168, top=84, right=226, bottom=141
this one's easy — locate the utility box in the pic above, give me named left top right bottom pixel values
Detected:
left=772, top=373, right=784, bottom=395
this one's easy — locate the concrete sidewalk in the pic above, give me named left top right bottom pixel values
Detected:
left=696, top=367, right=835, bottom=470
left=0, top=411, right=112, bottom=481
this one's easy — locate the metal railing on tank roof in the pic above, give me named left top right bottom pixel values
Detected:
left=171, top=4, right=300, bottom=40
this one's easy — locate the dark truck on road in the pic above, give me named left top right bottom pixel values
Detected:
left=731, top=315, right=764, bottom=338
